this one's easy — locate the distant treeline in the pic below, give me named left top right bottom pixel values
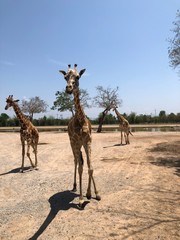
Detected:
left=0, top=110, right=180, bottom=127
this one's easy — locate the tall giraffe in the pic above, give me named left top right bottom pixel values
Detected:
left=5, top=95, right=39, bottom=172
left=59, top=64, right=101, bottom=208
left=113, top=106, right=133, bottom=145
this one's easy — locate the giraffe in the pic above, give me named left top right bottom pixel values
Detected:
left=59, top=64, right=101, bottom=208
left=112, top=106, right=133, bottom=145
left=5, top=95, right=39, bottom=172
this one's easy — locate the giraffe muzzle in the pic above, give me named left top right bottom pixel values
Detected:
left=66, top=86, right=73, bottom=94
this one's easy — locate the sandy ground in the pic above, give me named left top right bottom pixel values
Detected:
left=0, top=131, right=180, bottom=240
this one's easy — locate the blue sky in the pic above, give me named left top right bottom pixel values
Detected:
left=0, top=0, right=179, bottom=119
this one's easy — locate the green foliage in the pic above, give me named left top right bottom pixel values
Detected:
left=0, top=113, right=10, bottom=126
left=0, top=111, right=180, bottom=127
left=128, top=112, right=137, bottom=124
left=51, top=89, right=91, bottom=116
left=159, top=110, right=166, bottom=117
left=159, top=110, right=167, bottom=123
left=32, top=116, right=69, bottom=126
left=168, top=10, right=180, bottom=73
left=98, top=113, right=117, bottom=124
left=51, top=91, right=74, bottom=115
left=167, top=113, right=176, bottom=123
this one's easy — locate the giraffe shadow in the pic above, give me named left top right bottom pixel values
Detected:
left=103, top=143, right=127, bottom=148
left=0, top=166, right=32, bottom=176
left=29, top=190, right=89, bottom=240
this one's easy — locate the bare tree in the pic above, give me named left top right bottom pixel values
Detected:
left=21, top=96, right=48, bottom=119
left=93, top=86, right=122, bottom=132
left=168, top=10, right=180, bottom=75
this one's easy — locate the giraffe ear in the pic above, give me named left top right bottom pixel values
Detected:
left=14, top=99, right=19, bottom=102
left=59, top=70, right=66, bottom=76
left=79, top=69, right=86, bottom=77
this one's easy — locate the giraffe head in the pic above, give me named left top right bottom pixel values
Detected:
left=110, top=101, right=117, bottom=112
left=5, top=95, right=19, bottom=110
left=59, top=64, right=86, bottom=94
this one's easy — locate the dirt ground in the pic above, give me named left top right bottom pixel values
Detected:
left=0, top=131, right=180, bottom=240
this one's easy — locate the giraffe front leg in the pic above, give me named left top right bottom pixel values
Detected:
left=78, top=152, right=84, bottom=208
left=34, top=135, right=39, bottom=168
left=127, top=133, right=130, bottom=144
left=71, top=146, right=84, bottom=208
left=34, top=150, right=38, bottom=170
left=85, top=143, right=101, bottom=201
left=121, top=130, right=123, bottom=145
left=124, top=132, right=127, bottom=144
left=70, top=140, right=78, bottom=192
left=84, top=143, right=92, bottom=199
left=72, top=158, right=77, bottom=192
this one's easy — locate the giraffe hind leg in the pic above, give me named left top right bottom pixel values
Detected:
left=20, top=141, right=25, bottom=173
left=26, top=144, right=35, bottom=169
left=31, top=142, right=38, bottom=170
left=92, top=176, right=101, bottom=201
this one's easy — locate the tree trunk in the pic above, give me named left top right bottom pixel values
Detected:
left=97, top=108, right=110, bottom=133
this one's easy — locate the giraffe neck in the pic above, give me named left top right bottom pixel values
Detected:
left=12, top=103, right=29, bottom=126
left=115, top=109, right=124, bottom=122
left=73, top=89, right=86, bottom=124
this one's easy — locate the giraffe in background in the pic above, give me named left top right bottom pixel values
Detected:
left=59, top=64, right=101, bottom=208
left=5, top=95, right=39, bottom=172
left=113, top=106, right=133, bottom=145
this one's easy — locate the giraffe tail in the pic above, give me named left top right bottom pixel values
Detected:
left=129, top=130, right=133, bottom=136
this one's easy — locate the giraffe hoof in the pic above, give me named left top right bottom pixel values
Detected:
left=96, top=194, right=101, bottom=201
left=79, top=197, right=84, bottom=206
left=86, top=193, right=92, bottom=200
left=34, top=166, right=39, bottom=170
left=72, top=184, right=77, bottom=192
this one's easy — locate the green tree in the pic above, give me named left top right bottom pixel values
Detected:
left=98, top=113, right=117, bottom=124
left=159, top=110, right=166, bottom=118
left=52, top=89, right=91, bottom=116
left=168, top=10, right=180, bottom=74
left=128, top=112, right=136, bottom=124
left=167, top=113, right=176, bottom=123
left=21, top=96, right=48, bottom=119
left=0, top=113, right=10, bottom=126
left=176, top=113, right=180, bottom=122
left=159, top=110, right=167, bottom=123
